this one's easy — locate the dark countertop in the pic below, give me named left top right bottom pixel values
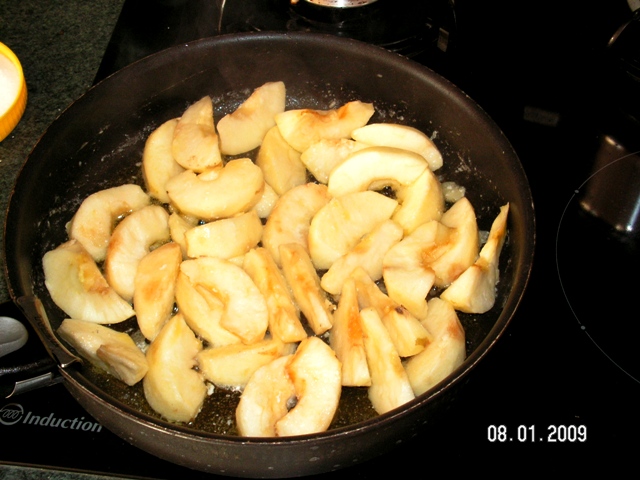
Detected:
left=1, top=1, right=124, bottom=478
left=0, top=0, right=125, bottom=306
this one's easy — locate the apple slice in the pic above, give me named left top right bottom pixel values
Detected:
left=280, top=243, right=334, bottom=336
left=184, top=210, right=263, bottom=260
left=392, top=167, right=444, bottom=235
left=351, top=267, right=430, bottom=358
left=168, top=212, right=198, bottom=258
left=104, top=205, right=170, bottom=302
left=133, top=242, right=182, bottom=341
left=253, top=182, right=279, bottom=219
left=404, top=297, right=466, bottom=396
left=166, top=158, right=264, bottom=221
left=243, top=247, right=307, bottom=344
left=320, top=219, right=403, bottom=296
left=66, top=184, right=150, bottom=262
left=236, top=355, right=296, bottom=437
left=262, top=182, right=332, bottom=266
left=143, top=313, right=207, bottom=423
left=351, top=123, right=443, bottom=171
left=172, top=95, right=222, bottom=172
left=58, top=319, right=147, bottom=386
left=197, top=336, right=295, bottom=389
left=329, top=277, right=371, bottom=387
left=308, top=191, right=398, bottom=270
left=174, top=269, right=241, bottom=348
left=256, top=126, right=307, bottom=195
left=440, top=203, right=509, bottom=313
left=142, top=118, right=185, bottom=203
left=326, top=146, right=429, bottom=198
left=179, top=257, right=269, bottom=345
left=43, top=239, right=134, bottom=324
left=359, top=307, right=415, bottom=415
left=300, top=138, right=369, bottom=184
left=275, top=336, right=342, bottom=436
left=275, top=100, right=375, bottom=152
left=217, top=81, right=286, bottom=155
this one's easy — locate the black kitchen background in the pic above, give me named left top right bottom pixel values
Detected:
left=1, top=0, right=639, bottom=477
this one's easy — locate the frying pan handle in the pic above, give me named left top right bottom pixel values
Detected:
left=15, top=296, right=80, bottom=369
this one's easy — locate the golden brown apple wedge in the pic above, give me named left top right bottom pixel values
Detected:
left=171, top=95, right=222, bottom=172
left=404, top=297, right=466, bottom=396
left=143, top=313, right=207, bottom=423
left=217, top=81, right=286, bottom=155
left=133, top=242, right=182, bottom=341
left=184, top=210, right=263, bottom=260
left=359, top=307, right=415, bottom=415
left=320, top=219, right=403, bottom=296
left=57, top=319, right=147, bottom=386
left=279, top=243, right=334, bottom=336
left=275, top=100, right=375, bottom=152
left=351, top=123, right=443, bottom=171
left=329, top=277, right=371, bottom=387
left=142, top=118, right=185, bottom=203
left=66, top=184, right=150, bottom=262
left=179, top=257, right=269, bottom=345
left=166, top=158, right=264, bottom=221
left=300, top=138, right=368, bottom=184
left=262, top=182, right=332, bottom=266
left=43, top=239, right=134, bottom=324
left=236, top=355, right=296, bottom=437
left=308, top=190, right=398, bottom=270
left=326, top=146, right=429, bottom=198
left=243, top=247, right=307, bottom=344
left=104, top=205, right=170, bottom=302
left=440, top=203, right=509, bottom=313
left=275, top=336, right=342, bottom=436
left=197, top=336, right=295, bottom=389
left=256, top=126, right=307, bottom=195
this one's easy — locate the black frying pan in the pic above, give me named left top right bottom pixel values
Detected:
left=3, top=32, right=535, bottom=478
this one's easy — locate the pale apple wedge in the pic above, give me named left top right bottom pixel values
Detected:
left=104, top=205, right=170, bottom=302
left=300, top=138, right=369, bottom=184
left=262, top=182, right=332, bottom=266
left=256, top=125, right=307, bottom=195
left=57, top=319, right=147, bottom=386
left=168, top=212, right=198, bottom=258
left=243, top=248, right=307, bottom=344
left=320, top=219, right=403, bottom=296
left=217, top=81, right=286, bottom=155
left=66, top=184, right=150, bottom=262
left=275, top=100, right=375, bottom=152
left=133, top=242, right=182, bottom=341
left=197, top=336, right=296, bottom=389
left=275, top=336, right=342, bottom=436
left=143, top=313, right=207, bottom=423
left=382, top=220, right=451, bottom=320
left=43, top=240, right=134, bottom=324
left=440, top=203, right=509, bottom=313
left=404, top=297, right=466, bottom=396
left=359, top=307, right=415, bottom=415
left=166, top=158, right=264, bottom=221
left=392, top=167, right=445, bottom=234
left=351, top=267, right=430, bottom=357
left=326, top=146, right=429, bottom=198
left=329, top=277, right=371, bottom=387
left=175, top=269, right=241, bottom=348
left=308, top=191, right=399, bottom=270
left=142, top=118, right=185, bottom=203
left=179, top=257, right=269, bottom=345
left=253, top=182, right=279, bottom=219
left=236, top=355, right=296, bottom=437
left=279, top=243, right=334, bottom=336
left=430, top=196, right=479, bottom=287
left=172, top=95, right=222, bottom=172
left=351, top=123, right=443, bottom=171
left=185, top=210, right=263, bottom=260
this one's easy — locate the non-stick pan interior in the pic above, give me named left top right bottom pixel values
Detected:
left=3, top=31, right=534, bottom=476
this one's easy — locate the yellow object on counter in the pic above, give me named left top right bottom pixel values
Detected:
left=0, top=42, right=27, bottom=142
